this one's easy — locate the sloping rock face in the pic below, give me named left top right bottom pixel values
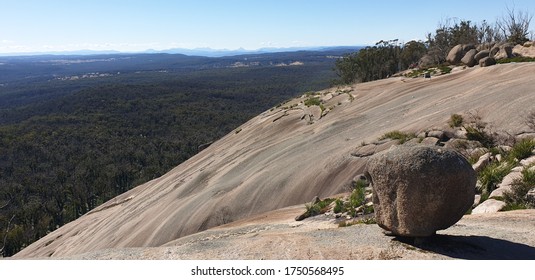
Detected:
left=366, top=145, right=476, bottom=237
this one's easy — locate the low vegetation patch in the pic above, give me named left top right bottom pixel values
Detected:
left=341, top=179, right=373, bottom=218
left=338, top=217, right=376, bottom=227
left=437, top=65, right=452, bottom=74
left=465, top=125, right=495, bottom=148
left=503, top=167, right=535, bottom=210
left=380, top=131, right=416, bottom=144
left=304, top=91, right=321, bottom=97
left=303, top=198, right=335, bottom=217
left=448, top=114, right=464, bottom=128
left=404, top=65, right=451, bottom=78
left=477, top=161, right=515, bottom=195
left=496, top=57, right=535, bottom=64
left=304, top=97, right=322, bottom=107
left=298, top=178, right=374, bottom=222
left=508, top=138, right=535, bottom=161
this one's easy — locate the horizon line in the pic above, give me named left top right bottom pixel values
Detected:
left=0, top=45, right=365, bottom=57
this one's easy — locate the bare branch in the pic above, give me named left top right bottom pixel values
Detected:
left=497, top=5, right=533, bottom=44
left=0, top=199, right=11, bottom=209
left=0, top=214, right=16, bottom=255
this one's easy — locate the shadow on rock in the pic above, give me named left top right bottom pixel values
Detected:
left=394, top=234, right=535, bottom=260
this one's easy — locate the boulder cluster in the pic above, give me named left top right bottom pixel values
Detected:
left=446, top=41, right=535, bottom=67
left=350, top=125, right=535, bottom=237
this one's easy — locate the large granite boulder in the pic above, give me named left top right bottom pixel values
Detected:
left=365, top=145, right=476, bottom=237
left=418, top=54, right=435, bottom=69
left=494, top=43, right=514, bottom=60
left=479, top=57, right=496, bottom=67
left=446, top=44, right=464, bottom=64
left=474, top=50, right=490, bottom=61
left=461, top=49, right=478, bottom=67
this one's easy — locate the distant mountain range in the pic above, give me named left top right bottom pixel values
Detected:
left=0, top=46, right=363, bottom=57
left=146, top=46, right=363, bottom=57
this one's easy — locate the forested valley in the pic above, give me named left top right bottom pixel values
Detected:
left=0, top=49, right=354, bottom=256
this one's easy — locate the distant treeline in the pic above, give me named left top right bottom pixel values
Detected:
left=334, top=6, right=533, bottom=84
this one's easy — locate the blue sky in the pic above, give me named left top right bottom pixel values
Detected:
left=1, top=0, right=535, bottom=53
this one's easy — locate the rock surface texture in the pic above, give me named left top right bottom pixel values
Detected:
left=366, top=145, right=476, bottom=237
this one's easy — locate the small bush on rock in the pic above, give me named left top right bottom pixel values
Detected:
left=333, top=199, right=344, bottom=214
left=302, top=198, right=335, bottom=219
left=508, top=138, right=535, bottom=161
left=477, top=161, right=515, bottom=195
left=380, top=131, right=416, bottom=144
left=496, top=57, right=535, bottom=64
left=503, top=168, right=535, bottom=209
left=448, top=114, right=464, bottom=128
left=304, top=97, right=321, bottom=107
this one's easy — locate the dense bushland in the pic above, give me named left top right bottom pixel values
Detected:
left=0, top=58, right=338, bottom=256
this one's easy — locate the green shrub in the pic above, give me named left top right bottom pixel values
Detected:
left=502, top=203, right=528, bottom=211
left=358, top=217, right=376, bottom=224
left=349, top=187, right=365, bottom=209
left=522, top=167, right=535, bottom=185
left=438, top=65, right=452, bottom=74
left=338, top=217, right=376, bottom=227
left=363, top=205, right=374, bottom=215
left=508, top=138, right=535, bottom=161
left=503, top=168, right=535, bottom=210
left=464, top=125, right=495, bottom=148
left=405, top=69, right=426, bottom=78
left=353, top=178, right=368, bottom=190
left=304, top=202, right=321, bottom=216
left=477, top=161, right=515, bottom=195
left=333, top=199, right=344, bottom=214
left=448, top=114, right=464, bottom=128
left=379, top=130, right=416, bottom=144
left=304, top=91, right=320, bottom=97
left=338, top=220, right=354, bottom=227
left=304, top=97, right=321, bottom=107
left=496, top=57, right=535, bottom=64
left=303, top=198, right=335, bottom=218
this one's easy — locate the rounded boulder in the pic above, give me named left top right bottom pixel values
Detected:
left=365, top=145, right=476, bottom=237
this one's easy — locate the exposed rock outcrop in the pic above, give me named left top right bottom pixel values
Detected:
left=479, top=57, right=496, bottom=67
left=493, top=43, right=514, bottom=60
left=366, top=145, right=476, bottom=237
left=444, top=41, right=535, bottom=68
left=461, top=49, right=478, bottom=67
left=472, top=199, right=506, bottom=214
left=472, top=152, right=492, bottom=173
left=474, top=50, right=490, bottom=61
left=446, top=44, right=466, bottom=64
left=418, top=54, right=435, bottom=69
